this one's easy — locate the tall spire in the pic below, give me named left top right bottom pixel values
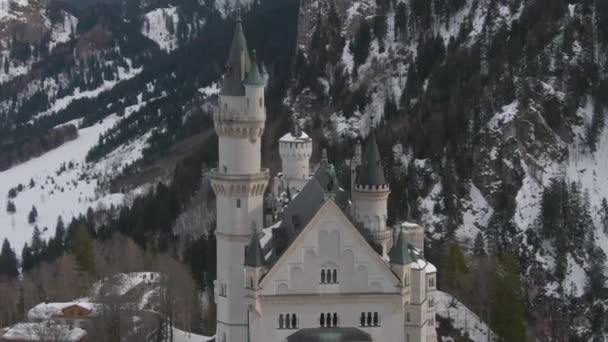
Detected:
left=244, top=50, right=265, bottom=86
left=221, top=9, right=251, bottom=96
left=245, top=227, right=265, bottom=267
left=355, top=128, right=387, bottom=186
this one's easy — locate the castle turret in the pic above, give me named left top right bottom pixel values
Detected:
left=210, top=13, right=268, bottom=342
left=277, top=120, right=312, bottom=195
left=352, top=129, right=392, bottom=255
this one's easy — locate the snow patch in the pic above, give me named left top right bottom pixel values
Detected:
left=142, top=7, right=180, bottom=53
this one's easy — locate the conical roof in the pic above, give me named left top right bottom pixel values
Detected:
left=245, top=231, right=265, bottom=267
left=355, top=129, right=387, bottom=186
left=244, top=51, right=265, bottom=86
left=221, top=15, right=251, bottom=96
left=388, top=230, right=413, bottom=265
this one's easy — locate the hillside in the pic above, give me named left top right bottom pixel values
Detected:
left=0, top=0, right=606, bottom=341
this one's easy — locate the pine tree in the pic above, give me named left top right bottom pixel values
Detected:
left=445, top=242, right=467, bottom=289
left=473, top=232, right=486, bottom=256
left=601, top=198, right=608, bottom=235
left=6, top=200, right=16, bottom=214
left=352, top=19, right=372, bottom=69
left=73, top=224, right=96, bottom=278
left=30, top=226, right=43, bottom=260
left=493, top=253, right=526, bottom=342
left=28, top=205, right=38, bottom=224
left=21, top=243, right=34, bottom=273
left=394, top=3, right=408, bottom=41
left=0, top=238, right=19, bottom=278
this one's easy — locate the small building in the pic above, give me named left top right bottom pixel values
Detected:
left=27, top=302, right=103, bottom=330
left=0, top=323, right=87, bottom=342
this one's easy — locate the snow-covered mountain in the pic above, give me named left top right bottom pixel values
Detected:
left=1, top=0, right=607, bottom=340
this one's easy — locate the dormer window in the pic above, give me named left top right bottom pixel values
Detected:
left=321, top=269, right=338, bottom=284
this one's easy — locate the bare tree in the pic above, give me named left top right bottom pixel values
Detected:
left=22, top=322, right=86, bottom=342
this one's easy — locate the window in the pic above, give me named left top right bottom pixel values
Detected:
left=429, top=277, right=435, bottom=288
left=219, top=283, right=227, bottom=297
left=222, top=332, right=227, bottom=342
left=321, top=269, right=338, bottom=284
left=406, top=334, right=410, bottom=342
left=406, top=312, right=410, bottom=322
left=237, top=199, right=241, bottom=208
left=279, top=313, right=298, bottom=329
left=259, top=98, right=263, bottom=107
left=247, top=98, right=250, bottom=109
left=320, top=313, right=339, bottom=328
left=429, top=298, right=435, bottom=308
left=360, top=312, right=380, bottom=327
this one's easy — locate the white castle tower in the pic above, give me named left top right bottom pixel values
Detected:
left=275, top=121, right=313, bottom=195
left=351, top=129, right=392, bottom=255
left=209, top=14, right=268, bottom=342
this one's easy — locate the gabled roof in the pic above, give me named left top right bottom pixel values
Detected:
left=261, top=199, right=400, bottom=287
left=221, top=15, right=251, bottom=96
left=245, top=231, right=266, bottom=267
left=355, top=129, right=387, bottom=187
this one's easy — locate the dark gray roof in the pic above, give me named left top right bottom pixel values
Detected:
left=290, top=118, right=302, bottom=138
left=313, top=162, right=349, bottom=209
left=388, top=230, right=414, bottom=265
left=287, top=328, right=372, bottom=342
left=244, top=51, right=265, bottom=86
left=221, top=16, right=251, bottom=96
left=355, top=129, right=387, bottom=186
left=245, top=231, right=265, bottom=267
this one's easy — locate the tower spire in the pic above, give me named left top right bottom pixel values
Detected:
left=222, top=5, right=251, bottom=96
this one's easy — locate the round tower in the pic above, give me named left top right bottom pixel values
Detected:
left=209, top=14, right=268, bottom=342
left=278, top=121, right=312, bottom=194
left=352, top=129, right=392, bottom=255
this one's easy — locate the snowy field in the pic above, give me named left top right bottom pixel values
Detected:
left=173, top=328, right=214, bottom=342
left=142, top=7, right=180, bottom=53
left=0, top=113, right=149, bottom=254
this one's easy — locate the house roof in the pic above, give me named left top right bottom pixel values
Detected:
left=287, top=327, right=372, bottom=342
left=245, top=230, right=266, bottom=267
left=355, top=129, right=387, bottom=187
left=27, top=302, right=102, bottom=320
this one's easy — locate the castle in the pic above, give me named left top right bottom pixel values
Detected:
left=209, top=15, right=438, bottom=342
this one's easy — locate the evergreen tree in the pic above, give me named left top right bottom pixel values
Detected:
left=6, top=200, right=16, bottom=214
left=473, top=232, right=486, bottom=256
left=30, top=226, right=43, bottom=260
left=493, top=253, right=526, bottom=342
left=588, top=91, right=605, bottom=152
left=0, top=238, right=19, bottom=278
left=28, top=205, right=38, bottom=224
left=402, top=62, right=419, bottom=107
left=445, top=242, right=467, bottom=289
left=372, top=15, right=388, bottom=50
left=394, top=3, right=408, bottom=41
left=352, top=19, right=372, bottom=69
left=21, top=243, right=34, bottom=273
left=601, top=198, right=608, bottom=235
left=73, top=224, right=96, bottom=278
left=3, top=56, right=8, bottom=74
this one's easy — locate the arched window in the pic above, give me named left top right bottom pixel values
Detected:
left=278, top=314, right=284, bottom=329
left=360, top=312, right=366, bottom=326
left=332, top=313, right=338, bottom=327
left=332, top=269, right=337, bottom=283
left=406, top=312, right=410, bottom=322
left=366, top=312, right=372, bottom=326
left=285, top=314, right=291, bottom=329
left=249, top=277, right=254, bottom=289
left=321, top=270, right=326, bottom=283
left=320, top=313, right=325, bottom=327
left=236, top=199, right=241, bottom=208
left=373, top=312, right=379, bottom=326
left=259, top=98, right=263, bottom=107
left=291, top=314, right=297, bottom=328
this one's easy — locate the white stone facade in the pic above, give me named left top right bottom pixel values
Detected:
left=211, top=18, right=437, bottom=342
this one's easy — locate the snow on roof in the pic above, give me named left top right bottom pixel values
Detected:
left=2, top=323, right=86, bottom=341
left=280, top=131, right=311, bottom=143
left=27, top=302, right=103, bottom=320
